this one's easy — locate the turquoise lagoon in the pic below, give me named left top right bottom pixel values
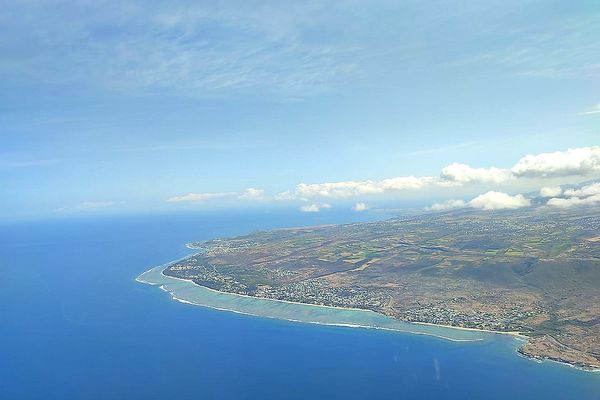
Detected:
left=137, top=263, right=494, bottom=343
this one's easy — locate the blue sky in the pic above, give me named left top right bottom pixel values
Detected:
left=1, top=1, right=599, bottom=219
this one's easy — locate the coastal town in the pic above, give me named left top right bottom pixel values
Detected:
left=164, top=206, right=600, bottom=370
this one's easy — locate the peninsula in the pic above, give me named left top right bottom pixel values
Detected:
left=163, top=207, right=600, bottom=370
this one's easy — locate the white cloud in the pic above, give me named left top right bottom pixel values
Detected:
left=547, top=194, right=600, bottom=208
left=539, top=186, right=562, bottom=197
left=352, top=202, right=368, bottom=212
left=239, top=187, right=265, bottom=200
left=293, top=176, right=435, bottom=199
left=288, top=146, right=600, bottom=202
left=300, top=203, right=331, bottom=213
left=427, top=192, right=530, bottom=211
left=440, top=163, right=511, bottom=184
left=428, top=199, right=467, bottom=211
left=274, top=190, right=295, bottom=200
left=379, top=176, right=437, bottom=190
left=167, top=192, right=236, bottom=203
left=547, top=182, right=600, bottom=208
left=511, top=146, right=600, bottom=178
left=580, top=104, right=600, bottom=115
left=171, top=146, right=600, bottom=207
left=563, top=182, right=600, bottom=197
left=468, top=191, right=531, bottom=210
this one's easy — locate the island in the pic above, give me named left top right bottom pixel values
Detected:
left=163, top=206, right=600, bottom=370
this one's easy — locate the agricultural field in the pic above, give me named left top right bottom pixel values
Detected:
left=166, top=206, right=600, bottom=369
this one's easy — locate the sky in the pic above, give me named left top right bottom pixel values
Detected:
left=1, top=0, right=599, bottom=220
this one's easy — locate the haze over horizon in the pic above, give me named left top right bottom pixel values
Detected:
left=1, top=1, right=599, bottom=219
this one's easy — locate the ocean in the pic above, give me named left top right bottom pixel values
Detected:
left=1, top=210, right=599, bottom=399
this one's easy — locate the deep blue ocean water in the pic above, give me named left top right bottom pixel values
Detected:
left=1, top=210, right=599, bottom=400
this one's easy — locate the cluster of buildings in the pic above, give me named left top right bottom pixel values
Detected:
left=255, top=279, right=387, bottom=309
left=401, top=303, right=543, bottom=332
left=166, top=258, right=387, bottom=310
left=166, top=262, right=249, bottom=293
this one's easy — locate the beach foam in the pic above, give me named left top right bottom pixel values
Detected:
left=137, top=265, right=494, bottom=343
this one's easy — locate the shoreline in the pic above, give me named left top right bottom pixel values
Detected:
left=159, top=268, right=526, bottom=340
left=137, top=262, right=599, bottom=373
left=159, top=285, right=482, bottom=343
left=152, top=246, right=528, bottom=340
left=139, top=265, right=490, bottom=343
left=516, top=348, right=600, bottom=373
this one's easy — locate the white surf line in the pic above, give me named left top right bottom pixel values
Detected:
left=134, top=250, right=200, bottom=284
left=150, top=266, right=524, bottom=340
left=139, top=261, right=600, bottom=373
left=144, top=267, right=486, bottom=343
left=164, top=291, right=481, bottom=342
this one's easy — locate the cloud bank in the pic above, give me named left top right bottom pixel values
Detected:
left=539, top=186, right=562, bottom=197
left=511, top=147, right=600, bottom=178
left=279, top=146, right=599, bottom=201
left=167, top=146, right=599, bottom=212
left=439, top=163, right=511, bottom=184
left=429, top=191, right=530, bottom=211
left=564, top=182, right=600, bottom=197
left=546, top=182, right=600, bottom=208
left=167, top=187, right=268, bottom=203
left=294, top=176, right=434, bottom=199
left=469, top=191, right=530, bottom=210
left=428, top=199, right=467, bottom=211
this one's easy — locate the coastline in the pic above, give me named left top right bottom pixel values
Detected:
left=163, top=245, right=529, bottom=340
left=516, top=348, right=600, bottom=373
left=408, top=320, right=526, bottom=340
left=162, top=286, right=481, bottom=343
left=160, top=268, right=529, bottom=340
left=137, top=262, right=599, bottom=373
left=153, top=269, right=486, bottom=343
